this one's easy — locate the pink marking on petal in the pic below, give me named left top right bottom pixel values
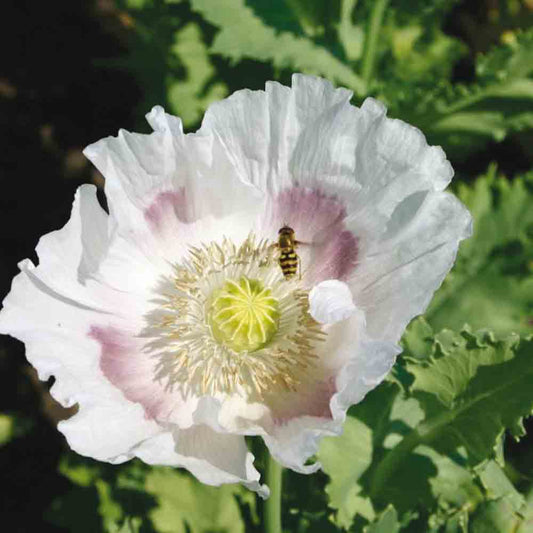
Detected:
left=276, top=187, right=348, bottom=228
left=89, top=325, right=175, bottom=421
left=144, top=189, right=191, bottom=231
left=269, top=376, right=336, bottom=425
left=312, top=229, right=358, bottom=284
left=266, top=187, right=358, bottom=283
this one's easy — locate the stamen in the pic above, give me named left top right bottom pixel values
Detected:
left=143, top=234, right=325, bottom=398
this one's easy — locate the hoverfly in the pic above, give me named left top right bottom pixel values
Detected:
left=273, top=225, right=302, bottom=280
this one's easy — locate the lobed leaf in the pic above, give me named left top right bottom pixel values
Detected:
left=363, top=505, right=400, bottom=533
left=320, top=378, right=483, bottom=528
left=167, top=23, right=228, bottom=127
left=470, top=499, right=525, bottom=533
left=477, top=31, right=533, bottom=84
left=52, top=455, right=254, bottom=533
left=145, top=468, right=248, bottom=533
left=190, top=0, right=365, bottom=93
left=475, top=460, right=525, bottom=513
left=405, top=330, right=533, bottom=462
left=386, top=30, right=533, bottom=158
left=318, top=417, right=375, bottom=528
left=320, top=324, right=533, bottom=530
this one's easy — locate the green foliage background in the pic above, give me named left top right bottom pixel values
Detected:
left=1, top=0, right=533, bottom=532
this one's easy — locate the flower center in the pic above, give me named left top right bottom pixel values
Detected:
left=208, top=277, right=279, bottom=353
left=145, top=234, right=325, bottom=397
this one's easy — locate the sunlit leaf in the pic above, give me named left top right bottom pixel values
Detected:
left=145, top=468, right=248, bottom=533
left=337, top=0, right=364, bottom=62
left=318, top=417, right=374, bottom=528
left=363, top=505, right=400, bottom=533
left=406, top=330, right=533, bottom=463
left=401, top=317, right=435, bottom=361
left=387, top=26, right=464, bottom=84
left=190, top=0, right=365, bottom=93
left=477, top=30, right=533, bottom=83
left=517, top=491, right=533, bottom=533
left=59, top=454, right=103, bottom=487
left=422, top=447, right=483, bottom=510
left=167, top=22, right=228, bottom=127
left=367, top=326, right=533, bottom=526
left=0, top=412, right=32, bottom=446
left=0, top=414, right=14, bottom=446
left=470, top=499, right=524, bottom=533
left=475, top=460, right=525, bottom=513
left=107, top=517, right=142, bottom=533
left=124, top=0, right=154, bottom=9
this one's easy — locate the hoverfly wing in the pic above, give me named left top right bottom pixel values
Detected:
left=304, top=219, right=343, bottom=270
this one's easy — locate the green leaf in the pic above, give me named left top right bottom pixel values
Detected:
left=283, top=0, right=340, bottom=37
left=320, top=331, right=530, bottom=531
left=96, top=479, right=124, bottom=530
left=370, top=329, right=533, bottom=498
left=318, top=417, right=375, bottom=528
left=517, top=490, right=533, bottom=533
left=0, top=414, right=14, bottom=446
left=190, top=0, right=365, bottom=94
left=106, top=1, right=182, bottom=126
left=401, top=317, right=435, bottom=361
left=408, top=330, right=533, bottom=461
left=420, top=81, right=533, bottom=158
left=388, top=30, right=533, bottom=158
left=369, top=397, right=483, bottom=516
left=355, top=385, right=443, bottom=516
left=0, top=412, right=32, bottom=445
left=471, top=460, right=533, bottom=532
left=350, top=382, right=403, bottom=447
left=326, top=380, right=480, bottom=523
left=167, top=23, right=228, bottom=127
left=426, top=169, right=533, bottom=337
left=387, top=25, right=465, bottom=84
left=428, top=510, right=469, bottom=533
left=59, top=454, right=103, bottom=487
left=363, top=505, right=400, bottom=533
left=388, top=0, right=460, bottom=19
left=47, top=486, right=102, bottom=533
left=106, top=517, right=142, bottom=533
left=55, top=454, right=252, bottom=533
left=477, top=31, right=533, bottom=83
left=337, top=0, right=364, bottom=62
left=475, top=460, right=525, bottom=512
left=421, top=446, right=484, bottom=511
left=123, top=0, right=154, bottom=9
left=470, top=499, right=524, bottom=533
left=145, top=467, right=248, bottom=533
left=57, top=455, right=127, bottom=530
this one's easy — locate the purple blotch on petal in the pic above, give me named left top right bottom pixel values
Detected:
left=144, top=189, right=191, bottom=232
left=89, top=325, right=175, bottom=421
left=267, top=187, right=358, bottom=283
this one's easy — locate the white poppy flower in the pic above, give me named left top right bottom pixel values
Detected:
left=0, top=74, right=471, bottom=496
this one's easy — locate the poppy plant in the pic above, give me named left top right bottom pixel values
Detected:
left=0, top=75, right=471, bottom=499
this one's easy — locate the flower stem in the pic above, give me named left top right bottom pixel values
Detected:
left=265, top=454, right=283, bottom=533
left=361, top=0, right=390, bottom=90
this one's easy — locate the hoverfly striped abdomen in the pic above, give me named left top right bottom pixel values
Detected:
left=277, top=225, right=301, bottom=279
left=279, top=250, right=299, bottom=279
